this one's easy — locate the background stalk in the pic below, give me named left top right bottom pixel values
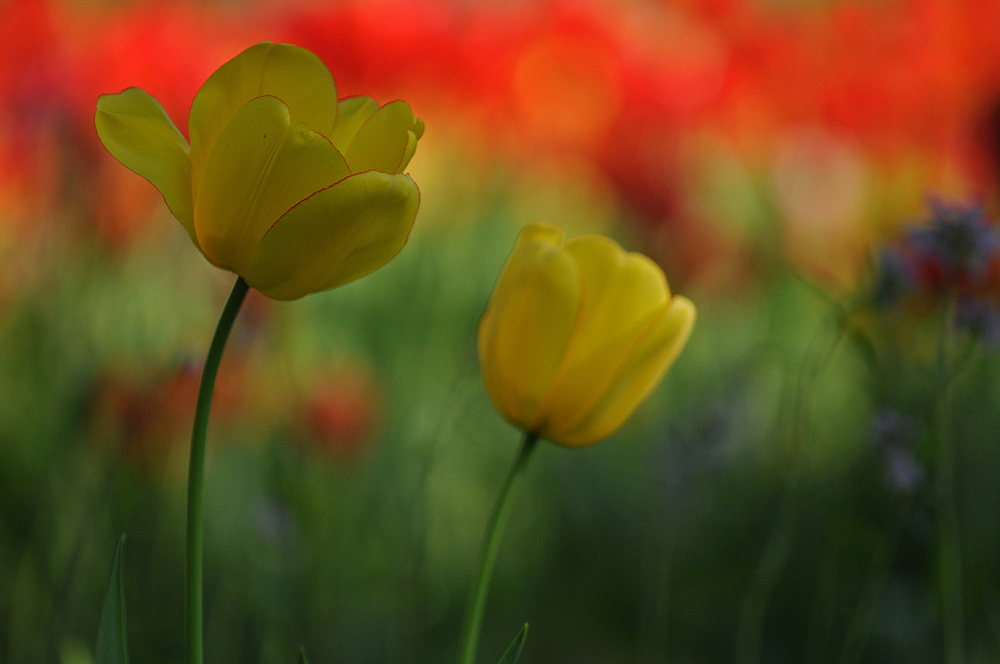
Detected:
left=934, top=302, right=965, bottom=664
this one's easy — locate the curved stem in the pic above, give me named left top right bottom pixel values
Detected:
left=187, top=277, right=249, bottom=664
left=457, top=432, right=539, bottom=664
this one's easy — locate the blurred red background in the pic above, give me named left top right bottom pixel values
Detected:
left=4, top=0, right=1000, bottom=284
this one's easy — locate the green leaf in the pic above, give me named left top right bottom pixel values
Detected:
left=95, top=535, right=129, bottom=664
left=299, top=647, right=310, bottom=664
left=496, top=623, right=528, bottom=664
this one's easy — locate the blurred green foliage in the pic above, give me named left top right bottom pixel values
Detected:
left=2, top=178, right=1000, bottom=664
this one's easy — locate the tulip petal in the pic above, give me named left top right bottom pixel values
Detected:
left=552, top=296, right=695, bottom=446
left=400, top=129, right=420, bottom=172
left=345, top=100, right=419, bottom=174
left=399, top=120, right=425, bottom=172
left=329, top=95, right=378, bottom=155
left=244, top=172, right=419, bottom=300
left=533, top=236, right=670, bottom=435
left=194, top=95, right=350, bottom=274
left=189, top=42, right=339, bottom=201
left=478, top=225, right=580, bottom=432
left=95, top=88, right=195, bottom=244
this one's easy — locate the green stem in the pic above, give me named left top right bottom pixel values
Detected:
left=936, top=374, right=965, bottom=664
left=935, top=301, right=965, bottom=664
left=187, top=277, right=249, bottom=664
left=457, top=432, right=539, bottom=664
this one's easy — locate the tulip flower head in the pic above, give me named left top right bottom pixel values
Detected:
left=478, top=224, right=695, bottom=447
left=95, top=42, right=423, bottom=300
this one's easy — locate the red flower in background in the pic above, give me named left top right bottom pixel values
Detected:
left=87, top=353, right=255, bottom=474
left=300, top=363, right=383, bottom=461
left=3, top=0, right=1000, bottom=287
left=0, top=0, right=63, bottom=223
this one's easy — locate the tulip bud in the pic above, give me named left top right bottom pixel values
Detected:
left=478, top=224, right=695, bottom=447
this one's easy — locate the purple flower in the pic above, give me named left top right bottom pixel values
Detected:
left=868, top=407, right=925, bottom=494
left=906, top=200, right=1000, bottom=286
left=954, top=296, right=1000, bottom=349
left=872, top=246, right=915, bottom=308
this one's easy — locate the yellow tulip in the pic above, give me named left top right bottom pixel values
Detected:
left=95, top=42, right=424, bottom=300
left=478, top=224, right=695, bottom=447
